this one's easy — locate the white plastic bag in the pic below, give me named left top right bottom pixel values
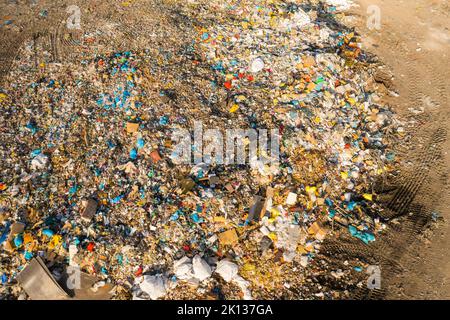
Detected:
left=215, top=259, right=239, bottom=282
left=173, top=256, right=194, bottom=280
left=140, top=274, right=167, bottom=300
left=192, top=255, right=212, bottom=281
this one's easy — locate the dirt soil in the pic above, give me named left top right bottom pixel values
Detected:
left=350, top=0, right=450, bottom=299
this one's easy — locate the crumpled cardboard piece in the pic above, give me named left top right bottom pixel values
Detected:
left=179, top=177, right=196, bottom=194
left=126, top=122, right=139, bottom=133
left=3, top=222, right=25, bottom=252
left=150, top=150, right=162, bottom=163
left=218, top=229, right=239, bottom=245
left=308, top=222, right=328, bottom=241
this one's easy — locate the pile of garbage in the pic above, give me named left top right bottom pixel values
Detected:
left=0, top=0, right=402, bottom=300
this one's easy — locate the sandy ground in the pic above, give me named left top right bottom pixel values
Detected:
left=351, top=0, right=450, bottom=299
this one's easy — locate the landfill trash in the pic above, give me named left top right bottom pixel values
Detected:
left=2, top=223, right=25, bottom=252
left=250, top=58, right=265, bottom=73
left=0, top=0, right=402, bottom=300
left=325, top=0, right=354, bottom=10
left=192, top=255, right=212, bottom=282
left=17, top=257, right=112, bottom=300
left=17, top=257, right=69, bottom=300
left=81, top=198, right=98, bottom=222
left=139, top=274, right=168, bottom=300
left=215, top=259, right=239, bottom=283
left=216, top=259, right=252, bottom=300
left=30, top=153, right=50, bottom=171
left=285, top=193, right=298, bottom=206
left=174, top=256, right=196, bottom=281
left=218, top=229, right=239, bottom=245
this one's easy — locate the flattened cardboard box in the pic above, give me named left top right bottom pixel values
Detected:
left=17, top=257, right=68, bottom=300
left=17, top=257, right=113, bottom=300
left=3, top=222, right=25, bottom=252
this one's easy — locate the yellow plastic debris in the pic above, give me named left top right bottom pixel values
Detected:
left=268, top=232, right=277, bottom=241
left=363, top=193, right=373, bottom=201
left=229, top=104, right=239, bottom=113
left=305, top=186, right=317, bottom=194
left=0, top=93, right=7, bottom=102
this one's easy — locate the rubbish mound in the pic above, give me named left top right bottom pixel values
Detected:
left=0, top=0, right=403, bottom=300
